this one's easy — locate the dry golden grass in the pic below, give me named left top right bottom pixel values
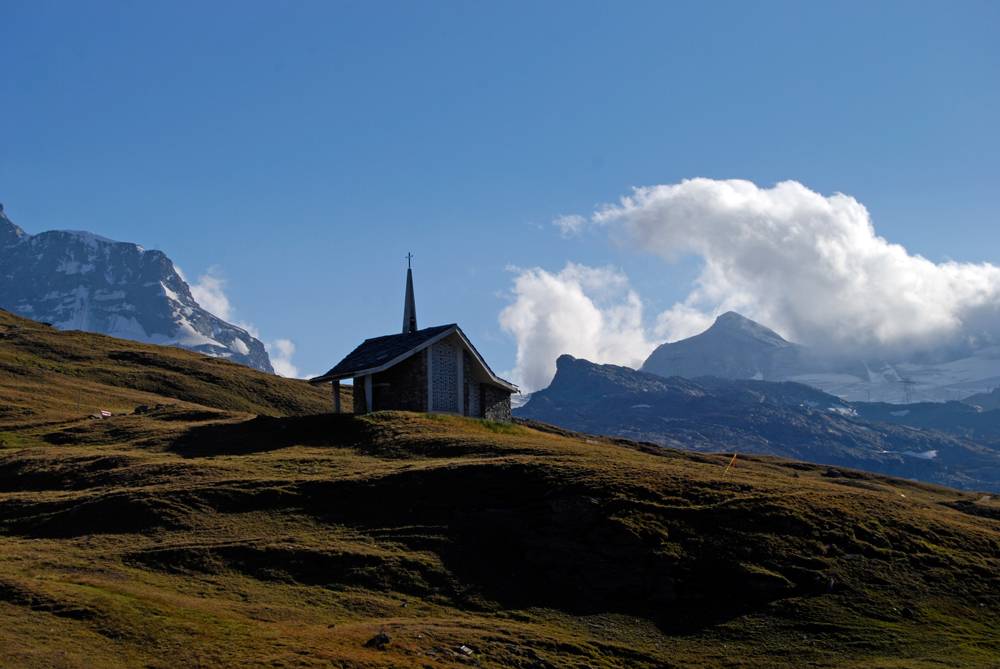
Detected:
left=3, top=309, right=1000, bottom=667
left=0, top=308, right=350, bottom=420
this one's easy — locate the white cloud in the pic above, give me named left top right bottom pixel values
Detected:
left=553, top=214, right=588, bottom=237
left=503, top=179, right=1000, bottom=394
left=594, top=178, right=1000, bottom=354
left=266, top=338, right=300, bottom=378
left=179, top=264, right=302, bottom=378
left=186, top=265, right=234, bottom=321
left=236, top=320, right=260, bottom=339
left=498, top=263, right=657, bottom=393
left=652, top=303, right=716, bottom=343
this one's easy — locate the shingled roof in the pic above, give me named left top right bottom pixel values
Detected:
left=309, top=323, right=517, bottom=392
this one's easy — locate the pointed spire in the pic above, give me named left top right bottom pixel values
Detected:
left=402, top=254, right=417, bottom=334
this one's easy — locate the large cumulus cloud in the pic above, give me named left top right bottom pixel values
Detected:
left=498, top=263, right=656, bottom=393
left=502, top=179, right=1000, bottom=392
left=598, top=179, right=1000, bottom=351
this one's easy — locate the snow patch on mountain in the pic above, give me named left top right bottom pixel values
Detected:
left=882, top=449, right=938, bottom=460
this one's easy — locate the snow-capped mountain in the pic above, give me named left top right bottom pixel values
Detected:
left=641, top=311, right=1000, bottom=404
left=0, top=204, right=273, bottom=373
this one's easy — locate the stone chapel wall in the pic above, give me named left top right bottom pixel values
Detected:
left=352, top=350, right=428, bottom=413
left=462, top=350, right=478, bottom=418
left=483, top=385, right=512, bottom=423
left=371, top=350, right=428, bottom=412
left=352, top=376, right=366, bottom=413
left=430, top=339, right=458, bottom=412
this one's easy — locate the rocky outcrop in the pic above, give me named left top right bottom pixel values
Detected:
left=0, top=208, right=273, bottom=373
left=516, top=354, right=1000, bottom=492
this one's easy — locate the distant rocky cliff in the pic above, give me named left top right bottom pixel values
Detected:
left=641, top=311, right=1000, bottom=404
left=0, top=205, right=273, bottom=373
left=516, top=354, right=1000, bottom=492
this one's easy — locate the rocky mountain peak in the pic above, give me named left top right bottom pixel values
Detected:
left=0, top=207, right=27, bottom=248
left=709, top=311, right=794, bottom=348
left=537, top=354, right=702, bottom=405
left=640, top=311, right=803, bottom=381
left=0, top=207, right=274, bottom=373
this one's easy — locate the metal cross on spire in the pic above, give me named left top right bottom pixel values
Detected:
left=402, top=254, right=417, bottom=334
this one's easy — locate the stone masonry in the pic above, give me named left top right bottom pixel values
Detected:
left=354, top=350, right=429, bottom=413
left=483, top=384, right=512, bottom=422
left=350, top=346, right=514, bottom=421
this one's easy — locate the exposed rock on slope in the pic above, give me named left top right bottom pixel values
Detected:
left=0, top=205, right=272, bottom=372
left=517, top=354, right=1000, bottom=491
left=962, top=387, right=1000, bottom=411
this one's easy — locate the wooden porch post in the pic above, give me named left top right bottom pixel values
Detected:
left=332, top=380, right=341, bottom=413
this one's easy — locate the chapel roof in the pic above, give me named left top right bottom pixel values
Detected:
left=309, top=323, right=517, bottom=393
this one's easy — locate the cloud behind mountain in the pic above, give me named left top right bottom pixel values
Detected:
left=502, top=179, right=1000, bottom=392
left=596, top=178, right=1000, bottom=353
left=498, top=263, right=656, bottom=393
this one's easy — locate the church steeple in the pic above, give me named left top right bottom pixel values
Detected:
left=402, top=253, right=417, bottom=334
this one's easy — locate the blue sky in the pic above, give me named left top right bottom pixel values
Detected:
left=2, top=1, right=998, bottom=388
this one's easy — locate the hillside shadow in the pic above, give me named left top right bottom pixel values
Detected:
left=156, top=414, right=837, bottom=632
left=166, top=411, right=523, bottom=460
left=289, top=465, right=832, bottom=634
left=166, top=413, right=371, bottom=457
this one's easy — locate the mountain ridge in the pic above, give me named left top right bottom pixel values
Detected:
left=642, top=311, right=1000, bottom=404
left=0, top=206, right=273, bottom=373
left=641, top=311, right=805, bottom=381
left=518, top=354, right=1000, bottom=491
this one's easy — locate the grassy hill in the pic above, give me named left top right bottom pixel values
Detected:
left=2, top=309, right=1000, bottom=667
left=0, top=308, right=349, bottom=421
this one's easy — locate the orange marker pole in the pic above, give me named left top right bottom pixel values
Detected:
left=723, top=452, right=738, bottom=477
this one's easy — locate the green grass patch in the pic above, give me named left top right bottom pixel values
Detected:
left=0, top=431, right=33, bottom=448
left=469, top=417, right=527, bottom=435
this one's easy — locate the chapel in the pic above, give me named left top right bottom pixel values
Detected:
left=309, top=261, right=518, bottom=421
